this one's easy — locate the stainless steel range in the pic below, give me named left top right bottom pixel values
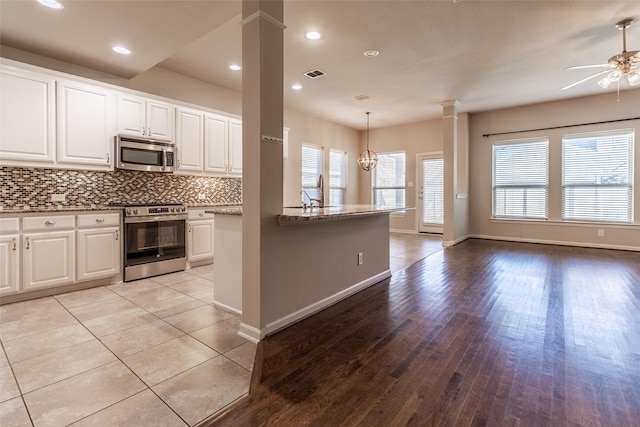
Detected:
left=117, top=203, right=187, bottom=282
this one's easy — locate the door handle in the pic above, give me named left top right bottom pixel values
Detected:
left=12, top=238, right=16, bottom=251
left=115, top=229, right=119, bottom=240
left=25, top=237, right=30, bottom=250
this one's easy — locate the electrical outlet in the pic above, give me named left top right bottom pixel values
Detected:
left=52, top=194, right=65, bottom=202
left=597, top=229, right=605, bottom=237
left=198, top=193, right=206, bottom=200
left=358, top=252, right=363, bottom=265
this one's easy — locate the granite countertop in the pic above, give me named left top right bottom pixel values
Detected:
left=204, top=205, right=243, bottom=216
left=0, top=205, right=123, bottom=214
left=278, top=204, right=415, bottom=226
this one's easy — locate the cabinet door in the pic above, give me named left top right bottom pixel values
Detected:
left=187, top=220, right=214, bottom=262
left=176, top=107, right=204, bottom=172
left=117, top=93, right=146, bottom=137
left=228, top=119, right=243, bottom=175
left=77, top=227, right=121, bottom=281
left=23, top=230, right=75, bottom=290
left=0, top=66, right=56, bottom=164
left=57, top=80, right=114, bottom=169
left=0, top=234, right=20, bottom=296
left=204, top=113, right=228, bottom=173
left=146, top=100, right=173, bottom=141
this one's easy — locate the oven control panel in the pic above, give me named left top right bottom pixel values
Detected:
left=124, top=205, right=186, bottom=217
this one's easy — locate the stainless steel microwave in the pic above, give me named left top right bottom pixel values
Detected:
left=115, top=135, right=175, bottom=173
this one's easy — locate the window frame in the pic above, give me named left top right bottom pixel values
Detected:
left=372, top=151, right=407, bottom=212
left=561, top=129, right=634, bottom=224
left=329, top=149, right=347, bottom=206
left=492, top=138, right=549, bottom=220
left=301, top=143, right=324, bottom=203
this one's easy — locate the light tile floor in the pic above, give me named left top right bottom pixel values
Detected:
left=0, top=265, right=255, bottom=427
left=0, top=233, right=441, bottom=427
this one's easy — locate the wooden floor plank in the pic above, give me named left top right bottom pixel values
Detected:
left=207, top=239, right=640, bottom=427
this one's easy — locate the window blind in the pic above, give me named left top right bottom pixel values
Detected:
left=493, top=139, right=548, bottom=219
left=562, top=129, right=633, bottom=223
left=422, top=157, right=444, bottom=225
left=301, top=144, right=323, bottom=202
left=373, top=152, right=406, bottom=209
left=329, top=150, right=346, bottom=205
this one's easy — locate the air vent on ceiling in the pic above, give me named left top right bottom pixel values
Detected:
left=353, top=95, right=370, bottom=101
left=304, top=69, right=325, bottom=79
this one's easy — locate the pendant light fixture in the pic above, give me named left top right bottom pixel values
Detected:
left=357, top=112, right=378, bottom=171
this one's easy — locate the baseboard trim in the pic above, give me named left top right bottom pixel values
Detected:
left=469, top=234, right=640, bottom=252
left=443, top=234, right=471, bottom=247
left=237, top=323, right=262, bottom=343
left=213, top=301, right=242, bottom=316
left=389, top=228, right=418, bottom=234
left=263, top=270, right=392, bottom=337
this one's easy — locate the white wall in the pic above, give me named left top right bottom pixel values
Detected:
left=469, top=89, right=640, bottom=250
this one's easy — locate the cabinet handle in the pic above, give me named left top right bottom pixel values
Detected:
left=96, top=218, right=105, bottom=223
left=106, top=153, right=110, bottom=163
left=148, top=128, right=151, bottom=136
left=12, top=238, right=16, bottom=251
left=188, top=224, right=192, bottom=232
left=199, top=212, right=204, bottom=217
left=45, top=220, right=56, bottom=225
left=115, top=230, right=119, bottom=240
left=142, top=126, right=146, bottom=136
left=25, top=237, right=30, bottom=250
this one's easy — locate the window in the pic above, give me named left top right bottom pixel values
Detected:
left=373, top=152, right=406, bottom=209
left=493, top=139, right=548, bottom=219
left=422, top=156, right=444, bottom=225
left=329, top=150, right=347, bottom=205
left=562, top=129, right=633, bottom=223
left=301, top=144, right=323, bottom=203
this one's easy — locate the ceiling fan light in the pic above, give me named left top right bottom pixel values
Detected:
left=608, top=70, right=622, bottom=82
left=597, top=77, right=612, bottom=88
left=627, top=71, right=640, bottom=86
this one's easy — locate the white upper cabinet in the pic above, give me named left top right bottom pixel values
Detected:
left=175, top=106, right=204, bottom=172
left=57, top=79, right=115, bottom=169
left=0, top=65, right=56, bottom=164
left=204, top=112, right=228, bottom=174
left=117, top=93, right=173, bottom=141
left=228, top=118, right=243, bottom=175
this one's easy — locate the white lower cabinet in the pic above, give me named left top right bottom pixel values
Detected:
left=23, top=229, right=75, bottom=291
left=0, top=218, right=20, bottom=296
left=77, top=212, right=121, bottom=281
left=187, top=209, right=214, bottom=264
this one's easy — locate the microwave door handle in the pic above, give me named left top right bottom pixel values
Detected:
left=162, top=150, right=167, bottom=171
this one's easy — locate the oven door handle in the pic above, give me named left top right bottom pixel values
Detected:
left=124, top=215, right=187, bottom=224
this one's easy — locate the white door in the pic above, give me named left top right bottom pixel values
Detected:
left=146, top=100, right=173, bottom=141
left=187, top=220, right=214, bottom=262
left=23, top=230, right=75, bottom=290
left=0, top=234, right=20, bottom=295
left=57, top=80, right=113, bottom=168
left=77, top=227, right=121, bottom=281
left=418, top=154, right=444, bottom=234
left=117, top=93, right=146, bottom=137
left=175, top=107, right=204, bottom=172
left=204, top=113, right=228, bottom=174
left=0, top=66, right=56, bottom=164
left=228, top=119, right=243, bottom=174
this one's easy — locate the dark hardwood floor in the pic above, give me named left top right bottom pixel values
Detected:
left=209, top=239, right=640, bottom=427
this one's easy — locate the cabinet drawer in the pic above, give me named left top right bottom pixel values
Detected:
left=77, top=212, right=120, bottom=228
left=188, top=209, right=215, bottom=220
left=0, top=217, right=19, bottom=234
left=23, top=215, right=75, bottom=231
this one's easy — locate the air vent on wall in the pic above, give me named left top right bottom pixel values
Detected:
left=304, top=69, right=325, bottom=79
left=353, top=94, right=370, bottom=101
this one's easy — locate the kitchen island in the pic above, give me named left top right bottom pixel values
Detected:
left=207, top=204, right=413, bottom=340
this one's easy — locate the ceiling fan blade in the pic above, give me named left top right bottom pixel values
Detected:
left=565, top=64, right=611, bottom=70
left=561, top=69, right=611, bottom=91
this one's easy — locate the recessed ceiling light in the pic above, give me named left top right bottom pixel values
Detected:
left=112, top=46, right=131, bottom=55
left=364, top=50, right=379, bottom=57
left=229, top=64, right=241, bottom=71
left=292, top=83, right=303, bottom=90
left=305, top=31, right=321, bottom=40
left=37, top=0, right=64, bottom=9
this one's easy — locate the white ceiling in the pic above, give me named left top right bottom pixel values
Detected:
left=2, top=0, right=640, bottom=130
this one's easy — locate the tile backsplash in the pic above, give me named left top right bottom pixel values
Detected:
left=0, top=167, right=242, bottom=209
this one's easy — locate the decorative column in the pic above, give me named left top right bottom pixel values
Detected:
left=442, top=100, right=459, bottom=246
left=239, top=0, right=284, bottom=340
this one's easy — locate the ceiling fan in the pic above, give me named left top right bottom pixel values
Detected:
left=562, top=18, right=640, bottom=90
